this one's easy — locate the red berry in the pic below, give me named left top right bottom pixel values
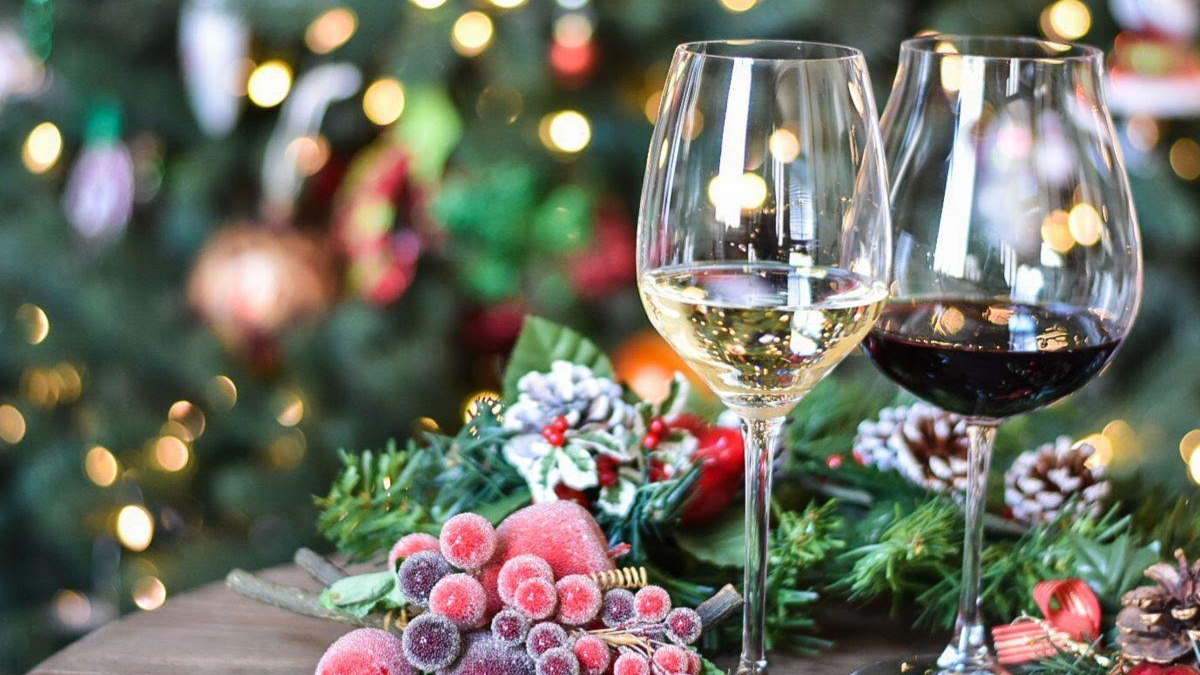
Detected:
left=317, top=627, right=416, bottom=675
left=634, top=585, right=671, bottom=622
left=666, top=415, right=707, bottom=437
left=652, top=646, right=690, bottom=675
left=388, top=533, right=441, bottom=571
left=552, top=416, right=570, bottom=432
left=513, top=577, right=558, bottom=619
left=572, top=636, right=611, bottom=675
left=555, top=574, right=603, bottom=626
left=536, top=647, right=580, bottom=675
left=601, top=589, right=636, bottom=627
left=826, top=454, right=844, bottom=469
left=491, top=609, right=530, bottom=646
left=649, top=418, right=667, bottom=436
left=440, top=513, right=498, bottom=570
left=665, top=607, right=702, bottom=645
left=852, top=449, right=869, bottom=465
left=686, top=650, right=702, bottom=675
left=526, top=622, right=569, bottom=658
left=613, top=653, right=650, bottom=675
left=401, top=613, right=462, bottom=671
left=428, top=573, right=487, bottom=628
left=642, top=434, right=660, bottom=450
left=497, top=554, right=554, bottom=605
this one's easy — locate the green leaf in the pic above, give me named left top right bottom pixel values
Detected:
left=675, top=509, right=743, bottom=568
left=502, top=316, right=614, bottom=400
left=1069, top=533, right=1161, bottom=609
left=321, top=571, right=397, bottom=607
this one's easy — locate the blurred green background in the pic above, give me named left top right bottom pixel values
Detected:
left=0, top=0, right=1197, bottom=671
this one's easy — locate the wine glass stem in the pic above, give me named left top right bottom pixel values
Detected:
left=737, top=415, right=784, bottom=675
left=938, top=420, right=999, bottom=673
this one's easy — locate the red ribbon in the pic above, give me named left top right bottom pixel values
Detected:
left=991, top=579, right=1103, bottom=665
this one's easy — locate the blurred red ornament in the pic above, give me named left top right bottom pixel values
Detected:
left=681, top=426, right=743, bottom=525
left=992, top=579, right=1102, bottom=665
left=612, top=330, right=707, bottom=403
left=462, top=301, right=527, bottom=355
left=826, top=454, right=844, bottom=469
left=550, top=40, right=597, bottom=84
left=567, top=202, right=635, bottom=300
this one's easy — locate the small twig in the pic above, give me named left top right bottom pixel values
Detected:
left=294, top=548, right=349, bottom=586
left=225, top=569, right=408, bottom=632
left=695, top=584, right=742, bottom=630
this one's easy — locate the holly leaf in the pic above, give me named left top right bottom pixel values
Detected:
left=502, top=317, right=614, bottom=400
left=675, top=509, right=743, bottom=568
left=1068, top=533, right=1161, bottom=609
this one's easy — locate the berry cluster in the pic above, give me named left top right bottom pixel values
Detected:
left=540, top=416, right=571, bottom=448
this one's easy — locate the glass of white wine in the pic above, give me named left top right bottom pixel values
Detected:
left=637, top=41, right=893, bottom=675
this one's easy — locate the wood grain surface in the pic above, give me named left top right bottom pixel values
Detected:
left=27, top=565, right=937, bottom=675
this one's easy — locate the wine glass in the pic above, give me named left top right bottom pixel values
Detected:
left=637, top=40, right=892, bottom=675
left=856, top=36, right=1142, bottom=675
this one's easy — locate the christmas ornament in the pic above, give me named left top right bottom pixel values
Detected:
left=680, top=424, right=743, bottom=525
left=63, top=104, right=135, bottom=243
left=566, top=203, right=635, bottom=301
left=1108, top=0, right=1200, bottom=117
left=1004, top=436, right=1110, bottom=525
left=178, top=0, right=248, bottom=138
left=1117, top=549, right=1200, bottom=666
left=852, top=403, right=969, bottom=493
left=992, top=579, right=1106, bottom=666
left=611, top=330, right=705, bottom=404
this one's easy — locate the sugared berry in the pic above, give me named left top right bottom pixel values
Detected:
left=513, top=577, right=557, bottom=620
left=491, top=609, right=530, bottom=647
left=652, top=646, right=690, bottom=675
left=664, top=608, right=702, bottom=645
left=495, top=502, right=616, bottom=579
left=555, top=575, right=602, bottom=626
left=601, top=589, right=636, bottom=627
left=479, top=562, right=506, bottom=615
left=572, top=636, right=611, bottom=675
left=389, top=533, right=441, bottom=571
left=537, top=647, right=580, bottom=675
left=686, top=650, right=702, bottom=675
left=440, top=513, right=498, bottom=570
left=429, top=573, right=487, bottom=628
left=613, top=653, right=650, bottom=675
left=498, top=555, right=555, bottom=604
left=398, top=551, right=451, bottom=606
left=526, top=622, right=569, bottom=658
left=442, top=632, right=535, bottom=675
left=634, top=586, right=671, bottom=622
left=316, top=627, right=416, bottom=675
left=401, top=613, right=462, bottom=671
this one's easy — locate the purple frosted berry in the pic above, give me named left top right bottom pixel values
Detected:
left=491, top=609, right=531, bottom=647
left=664, top=608, right=702, bottom=645
left=526, top=622, right=570, bottom=659
left=442, top=632, right=536, bottom=675
left=398, top=550, right=451, bottom=606
left=401, top=613, right=462, bottom=671
left=601, top=589, right=636, bottom=627
left=536, top=647, right=580, bottom=675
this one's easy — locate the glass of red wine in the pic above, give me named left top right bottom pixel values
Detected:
left=855, top=36, right=1142, bottom=675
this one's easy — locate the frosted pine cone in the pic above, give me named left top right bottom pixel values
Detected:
left=853, top=403, right=970, bottom=493
left=1004, top=436, right=1109, bottom=525
left=503, top=361, right=633, bottom=434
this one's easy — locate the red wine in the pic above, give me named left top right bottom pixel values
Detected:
left=863, top=299, right=1121, bottom=418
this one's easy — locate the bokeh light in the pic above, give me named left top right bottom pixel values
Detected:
left=1077, top=433, right=1112, bottom=469
left=266, top=430, right=306, bottom=470
left=247, top=60, right=293, bottom=108
left=206, top=375, right=238, bottom=410
left=1126, top=115, right=1160, bottom=152
left=489, top=0, right=527, bottom=7
left=718, top=0, right=758, bottom=12
left=451, top=12, right=494, bottom=57
left=168, top=400, right=206, bottom=441
left=363, top=78, right=406, bottom=126
left=462, top=390, right=502, bottom=423
left=1180, top=429, right=1200, bottom=462
left=22, top=122, right=63, bottom=174
left=153, top=436, right=189, bottom=472
left=937, top=41, right=962, bottom=93
left=305, top=7, right=357, bottom=54
left=553, top=13, right=592, bottom=48
left=53, top=590, right=93, bottom=630
left=132, top=576, right=167, bottom=610
left=85, top=445, right=119, bottom=487
left=18, top=303, right=50, bottom=344
left=116, top=505, right=154, bottom=552
left=707, top=172, right=768, bottom=211
left=1169, top=138, right=1200, bottom=181
left=0, top=405, right=26, bottom=444
left=1040, top=0, right=1091, bottom=41
left=540, top=110, right=591, bottom=153
left=285, top=135, right=331, bottom=176
left=1067, top=203, right=1103, bottom=246
left=768, top=129, right=801, bottom=163
left=409, top=0, right=447, bottom=7
left=276, top=393, right=305, bottom=427
left=1040, top=209, right=1074, bottom=254
left=1191, top=450, right=1200, bottom=485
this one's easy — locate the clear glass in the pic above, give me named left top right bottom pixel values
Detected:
left=859, top=36, right=1142, bottom=675
left=636, top=40, right=892, bottom=675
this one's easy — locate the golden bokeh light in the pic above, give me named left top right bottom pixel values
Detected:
left=276, top=394, right=305, bottom=427
left=18, top=303, right=50, bottom=345
left=1191, top=450, right=1200, bottom=485
left=540, top=110, right=592, bottom=153
left=409, top=0, right=447, bottom=8
left=489, top=0, right=528, bottom=7
left=451, top=11, right=494, bottom=57
left=462, top=391, right=503, bottom=423
left=286, top=135, right=331, bottom=176
left=768, top=129, right=801, bottom=163
left=85, top=445, right=119, bottom=487
left=1127, top=115, right=1160, bottom=152
left=168, top=400, right=206, bottom=441
left=247, top=60, right=293, bottom=108
left=22, top=122, right=63, bottom=174
left=718, top=0, right=758, bottom=12
left=1041, top=209, right=1074, bottom=254
left=306, top=7, right=357, bottom=54
left=206, top=375, right=238, bottom=410
left=1169, top=138, right=1200, bottom=181
left=553, top=13, right=592, bottom=48
left=0, top=405, right=26, bottom=444
left=132, top=576, right=167, bottom=611
left=363, top=78, right=406, bottom=126
left=1180, top=429, right=1200, bottom=462
left=1077, top=433, right=1112, bottom=469
left=153, top=436, right=189, bottom=472
left=1041, top=0, right=1091, bottom=41
left=643, top=90, right=663, bottom=125
left=116, top=504, right=154, bottom=552
left=707, top=172, right=769, bottom=211
left=1068, top=203, right=1103, bottom=246
left=53, top=590, right=93, bottom=629
left=266, top=431, right=306, bottom=470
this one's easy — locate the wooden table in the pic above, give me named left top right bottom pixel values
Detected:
left=28, top=565, right=936, bottom=675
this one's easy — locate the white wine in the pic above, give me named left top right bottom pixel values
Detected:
left=640, top=262, right=887, bottom=419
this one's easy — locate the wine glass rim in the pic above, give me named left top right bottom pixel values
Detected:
left=676, top=39, right=864, bottom=64
left=901, top=34, right=1102, bottom=63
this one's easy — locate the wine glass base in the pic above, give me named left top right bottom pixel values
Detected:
left=850, top=655, right=1011, bottom=675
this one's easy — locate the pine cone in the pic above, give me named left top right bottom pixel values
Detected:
left=1117, top=549, right=1200, bottom=666
left=503, top=361, right=633, bottom=434
left=852, top=403, right=969, bottom=493
left=1003, top=436, right=1109, bottom=525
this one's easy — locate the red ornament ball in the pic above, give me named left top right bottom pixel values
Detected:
left=513, top=577, right=558, bottom=620
left=613, top=653, right=650, bottom=675
left=498, top=555, right=555, bottom=605
left=536, top=647, right=580, bottom=675
left=316, top=627, right=415, bottom=675
left=681, top=427, right=744, bottom=525
left=555, top=575, right=602, bottom=626
left=429, top=573, right=488, bottom=628
left=440, top=513, right=498, bottom=570
left=389, top=533, right=441, bottom=570
left=572, top=636, right=611, bottom=675
left=633, top=585, right=672, bottom=623
left=652, top=646, right=691, bottom=675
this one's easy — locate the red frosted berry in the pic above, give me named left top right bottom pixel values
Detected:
left=572, top=636, right=611, bottom=675
left=429, top=573, right=488, bottom=628
left=649, top=418, right=667, bottom=436
left=686, top=650, right=701, bottom=675
left=664, top=608, right=702, bottom=645
left=442, top=632, right=535, bottom=675
left=526, top=622, right=570, bottom=658
left=642, top=434, right=660, bottom=451
left=613, top=653, right=650, bottom=675
left=479, top=562, right=506, bottom=616
left=495, top=502, right=616, bottom=579
left=536, top=647, right=580, bottom=675
left=826, top=454, right=844, bottom=469
left=316, top=627, right=416, bottom=675
left=601, top=589, right=636, bottom=627
left=401, top=613, right=462, bottom=671
left=634, top=586, right=671, bottom=622
left=542, top=427, right=566, bottom=446
left=555, top=575, right=602, bottom=626
left=1127, top=665, right=1165, bottom=675
left=652, top=646, right=690, bottom=675
left=389, top=533, right=441, bottom=571
left=440, top=513, right=498, bottom=570
left=513, top=577, right=558, bottom=620
left=398, top=551, right=451, bottom=606
left=491, top=609, right=530, bottom=647
left=498, top=555, right=555, bottom=605
left=551, top=416, right=570, bottom=433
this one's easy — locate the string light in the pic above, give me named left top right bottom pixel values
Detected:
left=17, top=303, right=49, bottom=344
left=168, top=400, right=205, bottom=441
left=707, top=173, right=768, bottom=211
left=276, top=393, right=304, bottom=427
left=153, top=436, right=189, bottom=472
left=53, top=590, right=93, bottom=630
left=285, top=135, right=331, bottom=176
left=409, top=0, right=447, bottom=8
left=363, top=78, right=406, bottom=126
left=1040, top=210, right=1074, bottom=254
left=247, top=60, right=293, bottom=108
left=539, top=110, right=591, bottom=153
left=768, top=129, right=801, bottom=163
left=489, top=0, right=527, bottom=7
left=206, top=375, right=238, bottom=410
left=1040, top=0, right=1091, bottom=41
left=116, top=505, right=154, bottom=552
left=1181, top=429, right=1200, bottom=461
left=132, top=576, right=167, bottom=611
left=85, top=445, right=119, bottom=487
left=22, top=122, right=62, bottom=174
left=0, top=405, right=26, bottom=444
left=1067, top=203, right=1103, bottom=246
left=305, top=7, right=357, bottom=54
left=718, top=0, right=758, bottom=12
left=451, top=11, right=494, bottom=57
left=1169, top=138, right=1200, bottom=180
